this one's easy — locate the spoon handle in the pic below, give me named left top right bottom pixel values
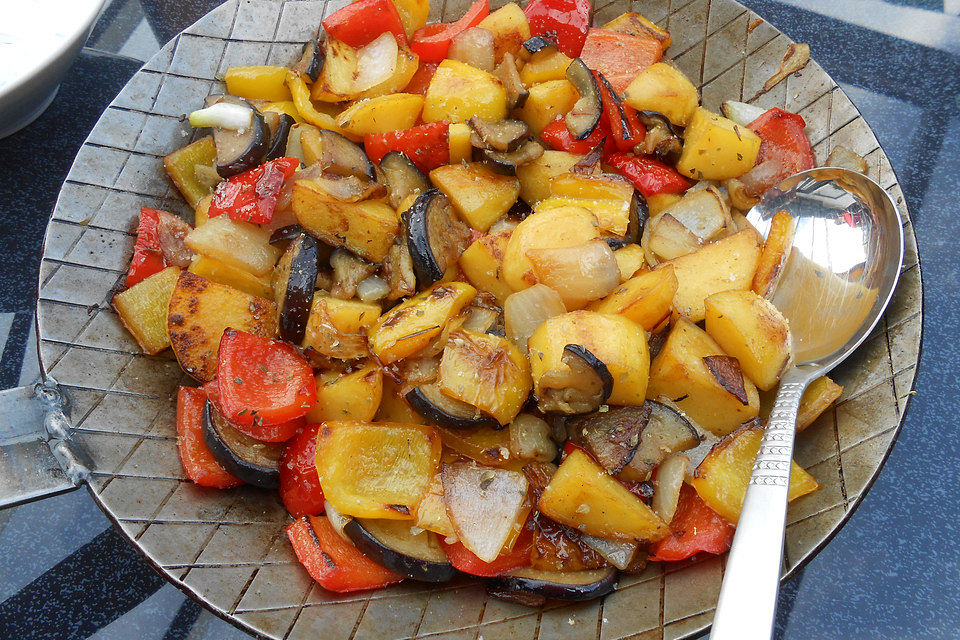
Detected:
left=710, top=374, right=809, bottom=640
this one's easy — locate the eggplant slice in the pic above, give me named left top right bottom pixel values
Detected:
left=536, top=344, right=613, bottom=415
left=269, top=224, right=308, bottom=245
left=343, top=519, right=456, bottom=582
left=404, top=188, right=471, bottom=286
left=205, top=95, right=270, bottom=178
left=318, top=130, right=376, bottom=180
left=565, top=59, right=603, bottom=139
left=569, top=404, right=650, bottom=474
left=619, top=400, right=701, bottom=482
left=202, top=401, right=282, bottom=488
left=481, top=139, right=544, bottom=174
left=521, top=35, right=557, bottom=56
left=276, top=234, right=320, bottom=344
left=488, top=566, right=618, bottom=604
left=469, top=117, right=530, bottom=152
left=406, top=383, right=500, bottom=430
left=605, top=191, right=647, bottom=249
left=636, top=110, right=684, bottom=163
left=494, top=52, right=529, bottom=109
left=379, top=151, right=431, bottom=208
left=293, top=39, right=324, bottom=82
left=264, top=112, right=296, bottom=161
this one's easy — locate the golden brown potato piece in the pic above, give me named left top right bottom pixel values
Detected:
left=477, top=3, right=531, bottom=63
left=623, top=62, right=698, bottom=127
left=459, top=230, right=514, bottom=303
left=167, top=271, right=278, bottom=381
left=113, top=267, right=181, bottom=355
left=689, top=425, right=820, bottom=523
left=293, top=180, right=399, bottom=263
left=302, top=295, right=381, bottom=360
left=538, top=448, right=670, bottom=542
left=501, top=205, right=600, bottom=291
left=704, top=289, right=792, bottom=390
left=588, top=265, right=678, bottom=332
left=676, top=107, right=762, bottom=180
left=752, top=209, right=797, bottom=298
left=797, top=376, right=844, bottom=431
left=655, top=228, right=762, bottom=322
left=438, top=329, right=531, bottom=425
left=430, top=162, right=520, bottom=232
left=528, top=310, right=650, bottom=406
left=647, top=319, right=760, bottom=436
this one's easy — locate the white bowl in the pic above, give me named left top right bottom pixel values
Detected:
left=0, top=0, right=106, bottom=139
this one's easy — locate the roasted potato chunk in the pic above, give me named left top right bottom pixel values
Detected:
left=588, top=265, right=678, bottom=332
left=438, top=329, right=532, bottom=425
left=704, top=290, right=792, bottom=390
left=302, top=296, right=381, bottom=360
left=647, top=319, right=760, bottom=436
left=689, top=425, right=820, bottom=523
left=308, top=362, right=383, bottom=423
left=429, top=162, right=520, bottom=232
left=423, top=59, right=508, bottom=124
left=167, top=271, right=278, bottom=382
left=529, top=311, right=650, bottom=406
left=113, top=266, right=181, bottom=355
left=676, top=107, right=762, bottom=180
left=539, top=448, right=670, bottom=542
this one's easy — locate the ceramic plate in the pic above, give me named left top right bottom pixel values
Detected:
left=35, top=0, right=923, bottom=638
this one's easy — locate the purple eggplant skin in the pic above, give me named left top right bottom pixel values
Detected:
left=563, top=344, right=614, bottom=405
left=342, top=519, right=457, bottom=583
left=265, top=113, right=296, bottom=161
left=405, top=384, right=501, bottom=430
left=208, top=95, right=270, bottom=178
left=279, top=234, right=320, bottom=345
left=201, top=401, right=282, bottom=488
left=487, top=566, right=618, bottom=602
left=564, top=58, right=603, bottom=140
left=605, top=191, right=647, bottom=249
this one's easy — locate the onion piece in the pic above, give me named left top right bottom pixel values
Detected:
left=578, top=533, right=638, bottom=570
left=356, top=275, right=391, bottom=302
left=662, top=187, right=729, bottom=241
left=504, top=284, right=566, bottom=351
left=441, top=462, right=529, bottom=562
left=720, top=100, right=765, bottom=127
left=526, top=240, right=620, bottom=309
left=188, top=102, right=253, bottom=130
left=462, top=306, right=500, bottom=333
left=508, top=414, right=557, bottom=462
left=739, top=158, right=786, bottom=197
left=353, top=33, right=399, bottom=92
left=323, top=500, right=352, bottom=540
left=448, top=27, right=496, bottom=72
left=651, top=454, right=689, bottom=523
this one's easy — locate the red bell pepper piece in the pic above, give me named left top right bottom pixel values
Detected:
left=439, top=524, right=534, bottom=577
left=410, top=0, right=489, bottom=62
left=321, top=0, right=408, bottom=48
left=745, top=107, right=815, bottom=195
left=365, top=121, right=450, bottom=172
left=279, top=423, right=326, bottom=517
left=175, top=386, right=244, bottom=489
left=126, top=208, right=168, bottom=287
left=216, top=328, right=316, bottom=430
left=523, top=0, right=592, bottom=58
left=207, top=157, right=299, bottom=225
left=540, top=114, right=613, bottom=154
left=403, top=62, right=439, bottom=95
left=648, top=484, right=735, bottom=562
left=594, top=71, right=645, bottom=152
left=580, top=28, right=662, bottom=94
left=203, top=379, right=305, bottom=442
left=287, top=516, right=403, bottom=592
left=606, top=152, right=691, bottom=198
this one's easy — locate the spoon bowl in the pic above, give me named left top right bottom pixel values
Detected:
left=710, top=168, right=903, bottom=640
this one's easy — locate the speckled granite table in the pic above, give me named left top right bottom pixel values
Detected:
left=0, top=1, right=956, bottom=638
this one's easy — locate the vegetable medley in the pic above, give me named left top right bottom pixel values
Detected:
left=111, top=0, right=855, bottom=604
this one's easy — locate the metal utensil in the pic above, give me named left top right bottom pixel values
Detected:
left=710, top=168, right=904, bottom=639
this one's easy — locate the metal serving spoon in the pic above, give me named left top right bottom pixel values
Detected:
left=710, top=167, right=904, bottom=639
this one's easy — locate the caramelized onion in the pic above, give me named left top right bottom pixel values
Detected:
left=650, top=454, right=688, bottom=523
left=354, top=33, right=398, bottom=92
left=448, top=27, right=496, bottom=72
left=526, top=240, right=620, bottom=309
left=504, top=284, right=566, bottom=351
